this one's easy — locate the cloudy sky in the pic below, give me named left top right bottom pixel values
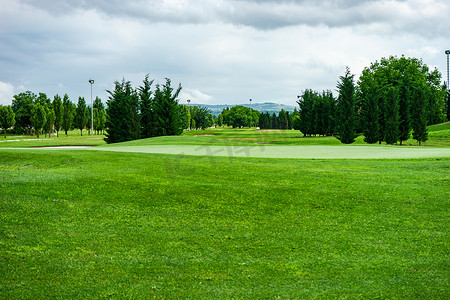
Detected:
left=0, top=0, right=449, bottom=107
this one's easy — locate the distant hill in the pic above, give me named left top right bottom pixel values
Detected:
left=191, top=102, right=297, bottom=116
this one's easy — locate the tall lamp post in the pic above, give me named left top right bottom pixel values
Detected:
left=445, top=50, right=450, bottom=89
left=249, top=99, right=252, bottom=127
left=89, top=79, right=94, bottom=136
left=187, top=99, right=191, bottom=130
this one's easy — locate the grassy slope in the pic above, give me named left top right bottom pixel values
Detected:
left=1, top=149, right=449, bottom=298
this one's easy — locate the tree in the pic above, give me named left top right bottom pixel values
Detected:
left=12, top=91, right=36, bottom=134
left=36, top=93, right=50, bottom=106
left=190, top=106, right=214, bottom=130
left=153, top=78, right=184, bottom=136
left=217, top=113, right=223, bottom=127
left=297, top=90, right=316, bottom=136
left=62, top=94, right=75, bottom=136
left=220, top=105, right=260, bottom=128
left=336, top=67, right=357, bottom=144
left=53, top=94, right=63, bottom=137
left=258, top=112, right=270, bottom=129
left=358, top=55, right=446, bottom=145
left=43, top=106, right=55, bottom=137
left=75, top=97, right=88, bottom=136
left=0, top=105, right=15, bottom=138
left=139, top=74, right=155, bottom=138
left=411, top=83, right=428, bottom=145
left=105, top=79, right=141, bottom=143
left=383, top=85, right=400, bottom=144
left=358, top=69, right=381, bottom=144
left=30, top=103, right=46, bottom=138
left=93, top=97, right=106, bottom=135
left=278, top=109, right=288, bottom=129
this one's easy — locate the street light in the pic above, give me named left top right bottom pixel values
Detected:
left=89, top=79, right=94, bottom=136
left=187, top=99, right=191, bottom=130
left=445, top=50, right=450, bottom=89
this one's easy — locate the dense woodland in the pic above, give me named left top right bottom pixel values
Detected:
left=1, top=56, right=449, bottom=144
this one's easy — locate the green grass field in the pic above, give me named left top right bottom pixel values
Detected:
left=1, top=124, right=449, bottom=298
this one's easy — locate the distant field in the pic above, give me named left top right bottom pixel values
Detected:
left=1, top=121, right=449, bottom=148
left=1, top=123, right=449, bottom=298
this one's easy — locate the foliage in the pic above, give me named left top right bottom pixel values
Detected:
left=30, top=103, right=46, bottom=138
left=190, top=105, right=214, bottom=130
left=0, top=105, right=16, bottom=138
left=336, top=67, right=357, bottom=144
left=62, top=94, right=75, bottom=136
left=105, top=79, right=141, bottom=144
left=52, top=94, right=63, bottom=137
left=43, top=106, right=55, bottom=138
left=153, top=78, right=184, bottom=136
left=93, top=97, right=106, bottom=135
left=11, top=91, right=36, bottom=133
left=74, top=97, right=89, bottom=136
left=139, top=74, right=155, bottom=138
left=220, top=105, right=260, bottom=128
left=358, top=56, right=445, bottom=145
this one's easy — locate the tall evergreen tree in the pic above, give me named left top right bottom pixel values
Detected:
left=153, top=78, right=183, bottom=136
left=411, top=84, right=428, bottom=145
left=105, top=79, right=141, bottom=143
left=336, top=67, right=357, bottom=144
left=358, top=69, right=381, bottom=144
left=383, top=85, right=400, bottom=144
left=75, top=97, right=88, bottom=136
left=139, top=74, right=155, bottom=138
left=297, top=90, right=316, bottom=136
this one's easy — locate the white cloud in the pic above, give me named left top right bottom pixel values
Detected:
left=180, top=88, right=213, bottom=104
left=0, top=82, right=15, bottom=105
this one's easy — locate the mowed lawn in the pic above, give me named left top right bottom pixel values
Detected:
left=1, top=148, right=449, bottom=298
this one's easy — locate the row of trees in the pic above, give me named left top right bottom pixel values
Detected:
left=2, top=91, right=107, bottom=138
left=105, top=76, right=186, bottom=143
left=258, top=109, right=294, bottom=130
left=297, top=56, right=448, bottom=144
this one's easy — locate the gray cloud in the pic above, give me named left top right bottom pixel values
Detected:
left=19, top=0, right=449, bottom=35
left=0, top=0, right=448, bottom=105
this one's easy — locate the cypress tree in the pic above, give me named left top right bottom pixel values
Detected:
left=411, top=84, right=428, bottom=145
left=297, top=89, right=316, bottom=136
left=336, top=67, right=357, bottom=144
left=359, top=68, right=381, bottom=143
left=383, top=85, right=400, bottom=144
left=153, top=78, right=183, bottom=136
left=139, top=74, right=155, bottom=138
left=105, top=79, right=140, bottom=144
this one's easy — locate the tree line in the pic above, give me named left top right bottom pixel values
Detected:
left=1, top=91, right=106, bottom=138
left=297, top=56, right=449, bottom=144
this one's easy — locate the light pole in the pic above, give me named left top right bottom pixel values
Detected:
left=445, top=50, right=450, bottom=89
left=187, top=99, right=191, bottom=130
left=88, top=79, right=94, bottom=135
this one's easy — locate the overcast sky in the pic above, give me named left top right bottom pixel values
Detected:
left=0, top=0, right=449, bottom=106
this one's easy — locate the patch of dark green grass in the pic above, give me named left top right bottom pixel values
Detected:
left=1, top=149, right=449, bottom=298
